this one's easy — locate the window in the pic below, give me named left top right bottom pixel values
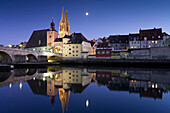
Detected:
left=76, top=46, right=78, bottom=48
left=76, top=54, right=78, bottom=56
left=102, top=51, right=105, bottom=54
left=73, top=75, right=75, bottom=77
left=152, top=36, right=154, bottom=38
left=155, top=41, right=158, bottom=44
left=73, top=50, right=74, bottom=53
left=144, top=37, right=147, bottom=40
left=73, top=46, right=74, bottom=48
left=39, top=40, right=41, bottom=45
left=152, top=41, right=154, bottom=43
left=158, top=36, right=161, bottom=38
left=76, top=75, right=78, bottom=77
left=59, top=43, right=61, bottom=45
left=76, top=50, right=78, bottom=53
left=97, top=51, right=100, bottom=54
left=149, top=45, right=151, bottom=48
left=69, top=52, right=71, bottom=54
left=69, top=48, right=71, bottom=50
left=49, top=35, right=52, bottom=38
left=106, top=51, right=109, bottom=54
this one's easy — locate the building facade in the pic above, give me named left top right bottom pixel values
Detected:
left=129, top=33, right=140, bottom=49
left=140, top=28, right=163, bottom=48
left=62, top=33, right=91, bottom=59
left=107, top=35, right=129, bottom=51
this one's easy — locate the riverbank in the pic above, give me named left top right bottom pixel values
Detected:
left=59, top=59, right=170, bottom=68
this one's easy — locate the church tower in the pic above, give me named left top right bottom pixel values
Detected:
left=59, top=7, right=70, bottom=38
left=65, top=10, right=70, bottom=36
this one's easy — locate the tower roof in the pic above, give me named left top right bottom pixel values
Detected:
left=66, top=10, right=69, bottom=26
left=50, top=17, right=56, bottom=31
left=60, top=7, right=65, bottom=23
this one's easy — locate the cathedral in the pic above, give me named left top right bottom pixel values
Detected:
left=59, top=7, right=71, bottom=38
left=25, top=7, right=71, bottom=54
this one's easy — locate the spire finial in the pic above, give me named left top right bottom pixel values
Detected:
left=52, top=17, right=54, bottom=22
left=61, top=6, right=65, bottom=21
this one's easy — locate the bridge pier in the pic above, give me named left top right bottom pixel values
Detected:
left=38, top=55, right=48, bottom=62
left=13, top=55, right=26, bottom=63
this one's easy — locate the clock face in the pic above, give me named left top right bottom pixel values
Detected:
left=49, top=35, right=52, bottom=38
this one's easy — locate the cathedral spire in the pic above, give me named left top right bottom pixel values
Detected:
left=61, top=7, right=65, bottom=22
left=65, top=10, right=71, bottom=35
left=66, top=10, right=69, bottom=26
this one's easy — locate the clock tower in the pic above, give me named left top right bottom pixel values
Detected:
left=47, top=17, right=58, bottom=52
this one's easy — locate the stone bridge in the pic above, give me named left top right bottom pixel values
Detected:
left=0, top=47, right=62, bottom=64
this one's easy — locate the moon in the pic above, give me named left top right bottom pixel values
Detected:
left=86, top=12, right=89, bottom=16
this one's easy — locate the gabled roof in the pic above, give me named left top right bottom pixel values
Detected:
left=25, top=29, right=49, bottom=48
left=107, top=35, right=129, bottom=43
left=54, top=38, right=63, bottom=42
left=67, top=33, right=88, bottom=44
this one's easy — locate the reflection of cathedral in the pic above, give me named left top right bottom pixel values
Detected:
left=24, top=67, right=170, bottom=113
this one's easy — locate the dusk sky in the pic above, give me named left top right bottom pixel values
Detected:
left=0, top=0, right=170, bottom=46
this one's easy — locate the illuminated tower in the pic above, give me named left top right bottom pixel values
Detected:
left=65, top=10, right=70, bottom=36
left=47, top=17, right=58, bottom=52
left=59, top=7, right=70, bottom=38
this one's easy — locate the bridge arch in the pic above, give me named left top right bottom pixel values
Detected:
left=26, top=68, right=37, bottom=76
left=0, top=51, right=13, bottom=64
left=26, top=54, right=38, bottom=62
left=0, top=72, right=11, bottom=83
left=48, top=56, right=62, bottom=62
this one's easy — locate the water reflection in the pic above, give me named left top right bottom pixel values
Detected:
left=0, top=67, right=170, bottom=113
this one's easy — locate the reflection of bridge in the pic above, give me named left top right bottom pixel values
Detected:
left=0, top=69, right=45, bottom=88
left=0, top=47, right=62, bottom=64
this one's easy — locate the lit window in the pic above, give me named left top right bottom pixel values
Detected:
left=144, top=37, right=147, bottom=40
left=134, top=46, right=136, bottom=48
left=149, top=45, right=151, bottom=48
left=131, top=46, right=133, bottom=48
left=158, top=36, right=161, bottom=38
left=152, top=41, right=154, bottom=43
left=155, top=41, right=158, bottom=44
left=39, top=40, right=41, bottom=45
left=149, top=41, right=150, bottom=43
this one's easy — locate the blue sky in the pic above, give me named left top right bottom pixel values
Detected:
left=0, top=0, right=170, bottom=45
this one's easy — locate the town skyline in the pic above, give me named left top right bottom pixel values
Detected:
left=1, top=0, right=170, bottom=46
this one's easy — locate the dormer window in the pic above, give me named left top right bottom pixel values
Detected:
left=39, top=40, right=41, bottom=45
left=144, top=37, right=147, bottom=41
